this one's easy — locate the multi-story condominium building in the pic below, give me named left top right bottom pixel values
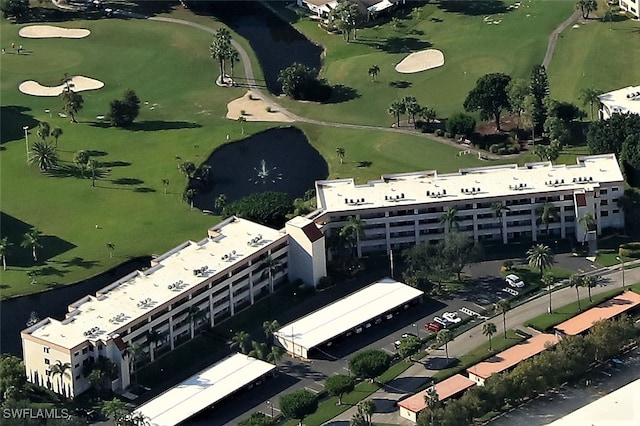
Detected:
left=313, top=155, right=625, bottom=256
left=21, top=216, right=326, bottom=398
left=619, top=0, right=639, bottom=18
left=598, top=85, right=640, bottom=119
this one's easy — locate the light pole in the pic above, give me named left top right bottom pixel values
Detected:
left=266, top=400, right=273, bottom=418
left=413, top=323, right=419, bottom=340
left=23, top=125, right=29, bottom=164
left=616, top=256, right=626, bottom=290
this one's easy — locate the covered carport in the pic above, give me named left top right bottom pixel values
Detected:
left=273, top=278, right=423, bottom=359
left=134, top=353, right=275, bottom=426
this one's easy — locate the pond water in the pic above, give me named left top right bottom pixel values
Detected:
left=193, top=126, right=328, bottom=210
left=0, top=258, right=149, bottom=357
left=201, top=1, right=323, bottom=94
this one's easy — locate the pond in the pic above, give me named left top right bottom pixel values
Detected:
left=0, top=258, right=149, bottom=357
left=192, top=126, right=328, bottom=211
left=200, top=1, right=323, bottom=95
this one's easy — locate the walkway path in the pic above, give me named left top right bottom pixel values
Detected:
left=324, top=266, right=640, bottom=425
left=542, top=10, right=580, bottom=68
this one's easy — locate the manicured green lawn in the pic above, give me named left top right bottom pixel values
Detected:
left=524, top=286, right=626, bottom=332
left=432, top=329, right=524, bottom=382
left=547, top=4, right=640, bottom=112
left=276, top=1, right=574, bottom=125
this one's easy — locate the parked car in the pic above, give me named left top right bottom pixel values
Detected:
left=433, top=316, right=449, bottom=327
left=442, top=312, right=462, bottom=323
left=425, top=322, right=442, bottom=332
left=395, top=332, right=418, bottom=349
left=505, top=274, right=525, bottom=288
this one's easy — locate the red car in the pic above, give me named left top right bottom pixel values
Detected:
left=424, top=322, right=442, bottom=332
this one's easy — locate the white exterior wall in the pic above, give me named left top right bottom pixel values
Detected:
left=399, top=406, right=419, bottom=423
left=620, top=0, right=639, bottom=17
left=285, top=218, right=327, bottom=287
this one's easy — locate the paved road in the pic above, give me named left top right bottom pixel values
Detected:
left=324, top=266, right=640, bottom=425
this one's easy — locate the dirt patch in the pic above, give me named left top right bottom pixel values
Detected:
left=226, top=91, right=294, bottom=123
left=19, top=76, right=104, bottom=97
left=19, top=25, right=90, bottom=39
left=395, top=49, right=445, bottom=73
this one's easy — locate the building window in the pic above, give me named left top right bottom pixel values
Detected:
left=73, top=351, right=79, bottom=357
left=44, top=358, right=50, bottom=365
left=43, top=347, right=50, bottom=353
left=74, top=363, right=79, bottom=369
left=601, top=211, right=609, bottom=217
left=612, top=187, right=619, bottom=192
left=600, top=200, right=608, bottom=206
left=75, top=375, right=80, bottom=380
left=82, top=347, right=88, bottom=354
left=613, top=209, right=620, bottom=214
left=45, top=370, right=51, bottom=376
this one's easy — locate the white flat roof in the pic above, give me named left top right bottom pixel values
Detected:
left=135, top=353, right=275, bottom=426
left=598, top=85, right=640, bottom=115
left=24, top=217, right=285, bottom=349
left=546, top=378, right=640, bottom=426
left=316, top=155, right=623, bottom=214
left=275, top=278, right=423, bottom=351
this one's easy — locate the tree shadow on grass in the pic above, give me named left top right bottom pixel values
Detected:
left=55, top=257, right=100, bottom=269
left=36, top=265, right=66, bottom=278
left=134, top=187, right=156, bottom=193
left=438, top=0, right=509, bottom=15
left=86, top=150, right=108, bottom=157
left=111, top=177, right=144, bottom=185
left=389, top=80, right=412, bottom=89
left=99, top=160, right=131, bottom=168
left=128, top=121, right=202, bottom=131
left=1, top=106, right=38, bottom=145
left=380, top=37, right=432, bottom=54
left=324, top=85, right=360, bottom=104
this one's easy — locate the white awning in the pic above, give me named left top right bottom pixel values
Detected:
left=368, top=0, right=394, bottom=13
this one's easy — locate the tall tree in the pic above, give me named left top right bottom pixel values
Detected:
left=161, top=178, right=170, bottom=194
left=21, top=227, right=42, bottom=262
left=263, top=319, right=280, bottom=340
left=230, top=331, right=251, bottom=354
left=88, top=160, right=100, bottom=188
left=542, top=274, right=555, bottom=314
left=463, top=73, right=511, bottom=131
left=238, top=116, right=246, bottom=134
left=536, top=202, right=559, bottom=235
left=439, top=207, right=459, bottom=234
left=122, top=342, right=143, bottom=384
left=491, top=202, right=510, bottom=242
left=349, top=350, right=391, bottom=380
left=495, top=299, right=511, bottom=338
left=336, top=147, right=345, bottom=164
left=262, top=256, right=281, bottom=293
left=569, top=274, right=584, bottom=311
left=188, top=306, right=206, bottom=339
left=357, top=399, right=375, bottom=426
left=575, top=0, right=597, bottom=19
left=368, top=65, right=380, bottom=82
left=101, top=398, right=127, bottom=424
left=51, top=127, right=63, bottom=147
left=424, top=387, right=439, bottom=426
left=267, top=345, right=284, bottom=367
left=29, top=141, right=58, bottom=171
left=442, top=232, right=481, bottom=281
left=61, top=90, right=84, bottom=123
left=583, top=275, right=598, bottom=303
left=578, top=211, right=596, bottom=244
left=0, top=0, right=29, bottom=19
left=108, top=89, right=141, bottom=127
left=146, top=329, right=165, bottom=362
left=37, top=121, right=50, bottom=142
left=403, top=96, right=420, bottom=126
left=398, top=336, right=422, bottom=361
left=228, top=47, right=240, bottom=81
left=280, top=389, right=318, bottom=426
left=210, top=28, right=232, bottom=84
left=74, top=150, right=89, bottom=177
left=530, top=65, right=549, bottom=134
left=329, top=1, right=360, bottom=42
left=248, top=341, right=268, bottom=360
left=526, top=243, right=555, bottom=277
left=388, top=101, right=405, bottom=127
left=587, top=112, right=640, bottom=156
left=106, top=242, right=115, bottom=258
left=437, top=329, right=453, bottom=362
left=507, top=78, right=530, bottom=129
left=339, top=216, right=366, bottom=258
left=0, top=237, right=12, bottom=271
left=49, top=360, right=71, bottom=396
left=482, top=322, right=497, bottom=351
left=325, top=374, right=355, bottom=406
left=215, top=193, right=227, bottom=212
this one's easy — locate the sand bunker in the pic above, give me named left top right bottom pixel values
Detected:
left=19, top=76, right=104, bottom=97
left=227, top=91, right=294, bottom=123
left=19, top=25, right=90, bottom=39
left=395, top=49, right=445, bottom=74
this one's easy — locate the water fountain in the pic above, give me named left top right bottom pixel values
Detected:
left=250, top=159, right=282, bottom=184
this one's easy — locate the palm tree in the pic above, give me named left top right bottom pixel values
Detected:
left=569, top=274, right=584, bottom=311
left=188, top=306, right=206, bottom=339
left=526, top=243, right=555, bottom=277
left=0, top=237, right=12, bottom=271
left=161, top=178, right=169, bottom=194
left=37, top=121, right=50, bottom=141
left=420, top=106, right=437, bottom=125
left=388, top=101, right=405, bottom=127
left=580, top=87, right=603, bottom=120
left=437, top=329, right=453, bottom=362
left=491, top=202, right=510, bottom=243
left=357, top=399, right=375, bottom=426
left=248, top=341, right=268, bottom=360
left=542, top=274, right=555, bottom=313
left=101, top=398, right=127, bottom=424
left=267, top=345, right=284, bottom=367
left=575, top=0, right=597, bottom=19
left=536, top=202, right=559, bottom=236
left=88, top=160, right=100, bottom=187
left=122, top=342, right=143, bottom=385
left=368, top=65, right=380, bottom=81
left=210, top=28, right=232, bottom=83
left=583, top=275, right=597, bottom=303
left=228, top=47, right=240, bottom=81
left=230, top=331, right=251, bottom=354
left=51, top=127, right=63, bottom=147
left=439, top=207, right=459, bottom=234
left=424, top=387, right=439, bottom=426
left=106, top=242, right=115, bottom=258
left=238, top=116, right=246, bottom=134
left=482, top=322, right=497, bottom=351
left=146, top=329, right=165, bottom=362
left=73, top=150, right=89, bottom=178
left=339, top=216, right=366, bottom=258
left=403, top=96, right=421, bottom=127
left=21, top=227, right=43, bottom=262
left=183, top=188, right=197, bottom=209
left=49, top=360, right=71, bottom=396
left=61, top=89, right=84, bottom=123
left=215, top=193, right=227, bottom=213
left=30, top=141, right=58, bottom=171
left=263, top=319, right=280, bottom=340
left=494, top=299, right=511, bottom=338
left=262, top=256, right=281, bottom=293
left=578, top=211, right=596, bottom=244
left=336, top=147, right=346, bottom=164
